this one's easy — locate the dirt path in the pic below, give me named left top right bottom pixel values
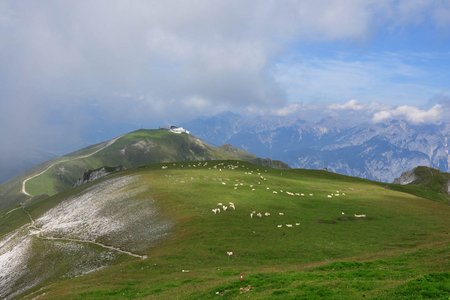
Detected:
left=21, top=205, right=147, bottom=260
left=21, top=136, right=121, bottom=197
left=35, top=235, right=147, bottom=260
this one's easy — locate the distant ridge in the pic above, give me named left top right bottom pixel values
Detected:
left=0, top=128, right=287, bottom=211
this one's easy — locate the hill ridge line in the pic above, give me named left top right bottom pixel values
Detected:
left=21, top=136, right=121, bottom=197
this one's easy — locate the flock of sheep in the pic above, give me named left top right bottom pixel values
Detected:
left=161, top=161, right=367, bottom=225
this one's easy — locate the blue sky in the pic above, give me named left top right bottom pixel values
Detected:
left=0, top=0, right=450, bottom=162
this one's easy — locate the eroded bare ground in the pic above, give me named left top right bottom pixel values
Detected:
left=0, top=175, right=172, bottom=300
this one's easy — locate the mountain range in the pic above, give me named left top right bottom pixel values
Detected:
left=183, top=112, right=450, bottom=182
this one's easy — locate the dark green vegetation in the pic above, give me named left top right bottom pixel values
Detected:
left=391, top=166, right=450, bottom=204
left=4, top=160, right=449, bottom=299
left=0, top=129, right=286, bottom=211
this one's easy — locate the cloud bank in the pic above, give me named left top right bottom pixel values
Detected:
left=372, top=104, right=442, bottom=124
left=1, top=0, right=450, bottom=177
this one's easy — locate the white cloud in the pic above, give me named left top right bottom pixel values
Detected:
left=328, top=99, right=364, bottom=110
left=1, top=0, right=450, bottom=171
left=372, top=104, right=442, bottom=124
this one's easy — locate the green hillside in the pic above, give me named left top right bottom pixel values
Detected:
left=0, top=129, right=287, bottom=211
left=2, top=161, right=450, bottom=299
left=391, top=166, right=450, bottom=204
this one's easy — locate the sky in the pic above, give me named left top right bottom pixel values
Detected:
left=1, top=0, right=450, bottom=165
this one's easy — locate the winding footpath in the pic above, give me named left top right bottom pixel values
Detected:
left=17, top=135, right=148, bottom=260
left=22, top=200, right=147, bottom=260
left=21, top=136, right=121, bottom=197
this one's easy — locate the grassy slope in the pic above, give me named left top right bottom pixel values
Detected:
left=0, top=129, right=286, bottom=212
left=16, top=161, right=450, bottom=299
left=389, top=166, right=450, bottom=205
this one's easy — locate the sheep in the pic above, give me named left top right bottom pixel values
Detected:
left=278, top=212, right=284, bottom=216
left=229, top=202, right=235, bottom=210
left=161, top=166, right=168, bottom=169
left=327, top=195, right=332, bottom=198
left=354, top=214, right=366, bottom=218
left=264, top=212, right=270, bottom=216
left=295, top=223, right=300, bottom=226
left=222, top=182, right=226, bottom=185
left=286, top=191, right=294, bottom=196
left=277, top=224, right=283, bottom=228
left=222, top=205, right=228, bottom=211
left=256, top=212, right=262, bottom=218
left=250, top=212, right=254, bottom=218
left=252, top=188, right=256, bottom=191
left=226, top=251, right=233, bottom=256
left=309, top=193, right=313, bottom=196
left=286, top=224, right=293, bottom=228
left=273, top=191, right=278, bottom=194
left=234, top=187, right=238, bottom=190
left=295, top=193, right=300, bottom=196
left=212, top=208, right=218, bottom=214
left=217, top=202, right=223, bottom=206
left=250, top=185, right=254, bottom=188
left=266, top=187, right=270, bottom=190
left=301, top=193, right=305, bottom=196
left=341, top=212, right=345, bottom=215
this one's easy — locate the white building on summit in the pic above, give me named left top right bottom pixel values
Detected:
left=169, top=126, right=190, bottom=134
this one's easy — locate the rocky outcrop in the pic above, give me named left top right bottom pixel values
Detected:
left=74, top=166, right=124, bottom=187
left=393, top=169, right=417, bottom=185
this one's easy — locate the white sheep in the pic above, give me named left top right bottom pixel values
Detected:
left=222, top=205, right=228, bottom=211
left=327, top=195, right=332, bottom=198
left=309, top=193, right=313, bottom=196
left=250, top=212, right=254, bottom=218
left=278, top=212, right=284, bottom=216
left=277, top=224, right=283, bottom=228
left=273, top=191, right=278, bottom=194
left=226, top=251, right=233, bottom=256
left=256, top=212, right=262, bottom=218
left=264, top=212, right=270, bottom=216
left=354, top=214, right=366, bottom=218
left=286, top=224, right=293, bottom=227
left=295, top=223, right=300, bottom=226
left=217, top=202, right=223, bottom=206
